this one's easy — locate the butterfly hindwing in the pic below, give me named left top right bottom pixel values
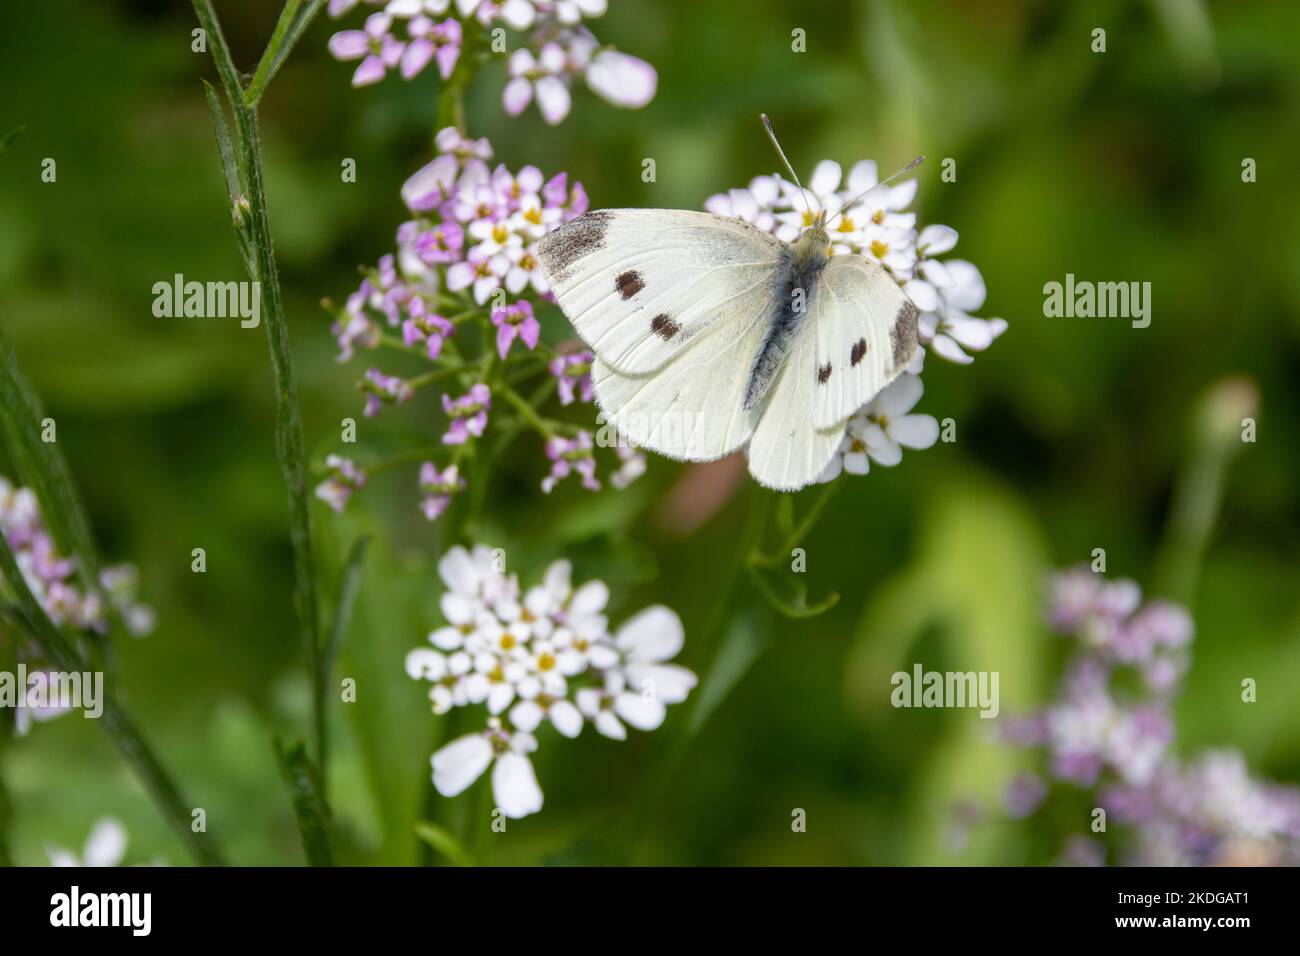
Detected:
left=537, top=209, right=785, bottom=375
left=811, top=254, right=919, bottom=430
left=747, top=319, right=848, bottom=492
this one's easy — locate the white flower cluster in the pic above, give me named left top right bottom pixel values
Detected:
left=706, top=159, right=1006, bottom=482
left=406, top=545, right=697, bottom=818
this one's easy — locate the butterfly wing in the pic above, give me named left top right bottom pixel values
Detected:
left=590, top=282, right=773, bottom=461
left=746, top=321, right=848, bottom=492
left=537, top=209, right=785, bottom=375
left=810, top=254, right=919, bottom=430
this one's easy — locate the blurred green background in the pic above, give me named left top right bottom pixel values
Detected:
left=1, top=0, right=1298, bottom=865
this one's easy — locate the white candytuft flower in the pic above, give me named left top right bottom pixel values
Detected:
left=409, top=545, right=697, bottom=818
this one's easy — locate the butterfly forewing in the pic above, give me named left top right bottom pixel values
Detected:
left=590, top=290, right=770, bottom=461
left=537, top=209, right=785, bottom=375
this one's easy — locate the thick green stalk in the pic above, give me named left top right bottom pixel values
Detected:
left=193, top=0, right=327, bottom=783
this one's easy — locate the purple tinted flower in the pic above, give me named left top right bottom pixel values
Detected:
left=549, top=350, right=593, bottom=405
left=441, top=383, right=491, bottom=444
left=585, top=49, right=657, bottom=109
left=331, top=309, right=380, bottom=362
left=315, top=454, right=367, bottom=512
left=541, top=431, right=599, bottom=493
left=401, top=301, right=454, bottom=360
left=410, top=220, right=465, bottom=264
left=1059, top=835, right=1106, bottom=867
left=1, top=476, right=151, bottom=638
left=491, top=301, right=540, bottom=359
left=328, top=13, right=406, bottom=87
left=610, top=443, right=646, bottom=490
left=504, top=43, right=571, bottom=125
left=418, top=462, right=463, bottom=521
left=362, top=368, right=415, bottom=417
left=1004, top=773, right=1047, bottom=819
left=402, top=16, right=462, bottom=80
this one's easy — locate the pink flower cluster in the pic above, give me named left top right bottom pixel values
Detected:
left=0, top=475, right=154, bottom=640
left=327, top=0, right=657, bottom=126
left=992, top=568, right=1300, bottom=866
left=331, top=126, right=587, bottom=370
left=320, top=128, right=642, bottom=521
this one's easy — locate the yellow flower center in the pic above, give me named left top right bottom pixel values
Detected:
left=524, top=207, right=543, bottom=225
left=871, top=209, right=884, bottom=225
left=492, top=223, right=510, bottom=244
left=537, top=652, right=556, bottom=672
left=870, top=239, right=889, bottom=259
left=500, top=633, right=517, bottom=651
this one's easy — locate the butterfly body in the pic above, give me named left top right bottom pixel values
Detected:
left=743, top=224, right=831, bottom=410
left=537, top=208, right=917, bottom=491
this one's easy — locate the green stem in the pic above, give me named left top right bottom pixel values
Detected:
left=501, top=385, right=556, bottom=439
left=753, top=481, right=841, bottom=568
left=194, top=0, right=327, bottom=788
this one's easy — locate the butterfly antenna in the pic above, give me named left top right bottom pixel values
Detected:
left=825, top=154, right=925, bottom=230
left=760, top=113, right=812, bottom=216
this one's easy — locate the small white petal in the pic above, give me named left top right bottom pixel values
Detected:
left=492, top=753, right=543, bottom=818
left=918, top=223, right=958, bottom=254
left=931, top=333, right=974, bottom=364
left=890, top=414, right=940, bottom=450
left=405, top=648, right=447, bottom=680
left=614, top=605, right=684, bottom=661
left=871, top=374, right=923, bottom=417
left=614, top=692, right=666, bottom=731
left=903, top=279, right=939, bottom=312
left=432, top=734, right=493, bottom=797
left=549, top=700, right=584, bottom=738
left=83, top=819, right=127, bottom=867
left=438, top=545, right=479, bottom=593
left=569, top=579, right=609, bottom=617
left=594, top=710, right=627, bottom=740
left=809, top=160, right=842, bottom=198
left=624, top=663, right=697, bottom=704
left=510, top=700, right=544, bottom=732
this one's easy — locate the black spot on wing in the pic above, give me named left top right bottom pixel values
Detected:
left=890, top=302, right=919, bottom=371
left=850, top=338, right=868, bottom=366
left=615, top=270, right=645, bottom=299
left=817, top=363, right=833, bottom=384
left=536, top=210, right=612, bottom=284
left=650, top=314, right=680, bottom=340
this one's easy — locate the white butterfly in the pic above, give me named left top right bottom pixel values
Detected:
left=536, top=118, right=922, bottom=491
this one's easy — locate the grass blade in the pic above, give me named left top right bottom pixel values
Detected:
left=0, top=329, right=103, bottom=595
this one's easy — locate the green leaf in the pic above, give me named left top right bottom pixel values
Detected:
left=747, top=564, right=839, bottom=619
left=0, top=329, right=103, bottom=596
left=274, top=738, right=335, bottom=866
left=245, top=1, right=327, bottom=107
left=322, top=534, right=369, bottom=682
left=414, top=821, right=473, bottom=867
